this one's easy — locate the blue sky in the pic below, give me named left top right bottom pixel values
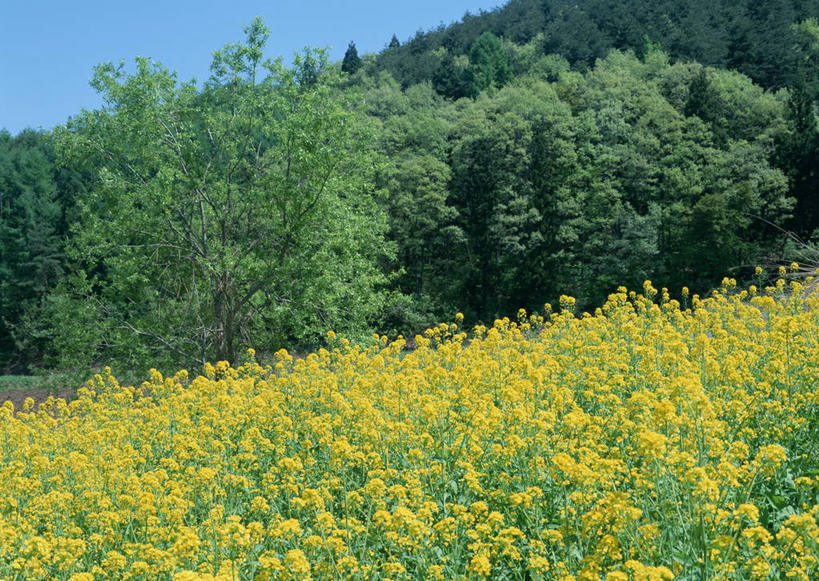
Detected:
left=1, top=0, right=501, bottom=134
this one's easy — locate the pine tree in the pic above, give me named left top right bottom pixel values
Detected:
left=0, top=130, right=64, bottom=369
left=341, top=41, right=362, bottom=75
left=685, top=68, right=736, bottom=146
left=779, top=81, right=819, bottom=234
left=432, top=52, right=466, bottom=99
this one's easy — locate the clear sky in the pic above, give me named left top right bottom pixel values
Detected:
left=1, top=0, right=501, bottom=135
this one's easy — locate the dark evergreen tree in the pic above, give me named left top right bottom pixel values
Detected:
left=778, top=82, right=819, bottom=235
left=684, top=68, right=728, bottom=144
left=792, top=17, right=819, bottom=100
left=388, top=35, right=400, bottom=49
left=542, top=4, right=614, bottom=69
left=341, top=41, right=362, bottom=75
left=432, top=52, right=466, bottom=99
left=0, top=131, right=65, bottom=370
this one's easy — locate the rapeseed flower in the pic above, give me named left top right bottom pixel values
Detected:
left=1, top=280, right=817, bottom=579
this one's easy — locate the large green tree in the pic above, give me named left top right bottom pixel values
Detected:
left=52, top=19, right=389, bottom=370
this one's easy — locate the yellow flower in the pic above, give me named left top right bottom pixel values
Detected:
left=283, top=549, right=311, bottom=580
left=529, top=555, right=551, bottom=575
left=735, top=504, right=760, bottom=523
left=468, top=552, right=492, bottom=577
left=755, top=444, right=786, bottom=473
left=2, top=278, right=818, bottom=580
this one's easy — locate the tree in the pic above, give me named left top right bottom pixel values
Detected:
left=385, top=153, right=460, bottom=297
left=0, top=130, right=63, bottom=369
left=685, top=68, right=728, bottom=144
left=790, top=17, right=819, bottom=121
left=432, top=52, right=467, bottom=99
left=463, top=32, right=511, bottom=97
left=542, top=4, right=613, bottom=70
left=54, top=19, right=390, bottom=369
left=388, top=35, right=400, bottom=50
left=342, top=41, right=362, bottom=75
left=778, top=81, right=819, bottom=235
left=449, top=103, right=540, bottom=317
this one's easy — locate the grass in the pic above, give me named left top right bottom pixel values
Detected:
left=0, top=372, right=77, bottom=392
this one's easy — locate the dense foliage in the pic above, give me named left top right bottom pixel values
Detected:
left=2, top=2, right=819, bottom=372
left=1, top=279, right=817, bottom=579
left=0, top=130, right=87, bottom=371
left=374, top=0, right=819, bottom=93
left=5, top=21, right=390, bottom=372
left=363, top=51, right=794, bottom=320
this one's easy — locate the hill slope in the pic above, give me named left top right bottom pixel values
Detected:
left=374, top=0, right=819, bottom=92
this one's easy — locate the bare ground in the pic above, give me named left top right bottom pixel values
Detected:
left=1, top=387, right=78, bottom=413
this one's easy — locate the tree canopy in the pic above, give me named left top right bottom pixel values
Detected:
left=44, top=19, right=389, bottom=370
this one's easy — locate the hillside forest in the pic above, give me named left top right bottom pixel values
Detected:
left=2, top=0, right=819, bottom=374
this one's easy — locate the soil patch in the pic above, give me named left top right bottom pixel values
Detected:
left=1, top=387, right=78, bottom=413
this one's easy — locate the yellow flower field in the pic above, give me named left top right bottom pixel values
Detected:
left=1, top=279, right=818, bottom=580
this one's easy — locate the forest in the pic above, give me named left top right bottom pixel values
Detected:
left=2, top=0, right=819, bottom=374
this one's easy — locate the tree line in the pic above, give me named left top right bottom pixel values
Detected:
left=374, top=0, right=819, bottom=94
left=2, top=3, right=818, bottom=374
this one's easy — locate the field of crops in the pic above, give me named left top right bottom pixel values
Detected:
left=1, top=278, right=818, bottom=580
